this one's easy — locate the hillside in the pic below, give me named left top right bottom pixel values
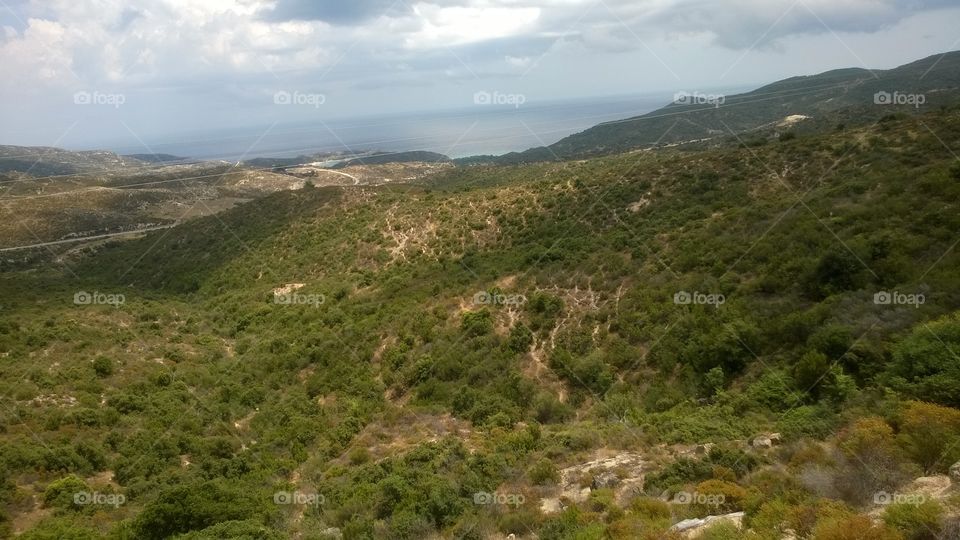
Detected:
left=1, top=104, right=959, bottom=538
left=0, top=146, right=145, bottom=176
left=469, top=51, right=960, bottom=164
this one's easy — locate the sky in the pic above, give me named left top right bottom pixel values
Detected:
left=1, top=0, right=959, bottom=152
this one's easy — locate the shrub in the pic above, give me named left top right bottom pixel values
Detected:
left=507, top=324, right=534, bottom=353
left=777, top=406, right=837, bottom=440
left=644, top=458, right=713, bottom=495
left=887, top=314, right=960, bottom=407
left=42, top=475, right=89, bottom=511
left=175, top=520, right=285, bottom=539
left=812, top=514, right=902, bottom=540
left=883, top=500, right=944, bottom=540
left=694, top=479, right=749, bottom=513
left=698, top=520, right=742, bottom=540
left=91, top=356, right=113, bottom=377
left=896, top=401, right=960, bottom=473
left=706, top=446, right=760, bottom=479
left=131, top=480, right=265, bottom=539
left=528, top=458, right=559, bottom=485
left=461, top=310, right=493, bottom=337
left=836, top=417, right=914, bottom=503
left=18, top=516, right=100, bottom=540
left=629, top=497, right=671, bottom=521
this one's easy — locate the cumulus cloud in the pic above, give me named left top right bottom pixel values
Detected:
left=2, top=0, right=953, bottom=93
left=634, top=0, right=959, bottom=49
left=0, top=0, right=958, bottom=148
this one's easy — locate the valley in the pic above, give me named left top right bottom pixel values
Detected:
left=2, top=52, right=960, bottom=540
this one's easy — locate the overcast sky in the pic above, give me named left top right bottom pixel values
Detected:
left=1, top=0, right=959, bottom=150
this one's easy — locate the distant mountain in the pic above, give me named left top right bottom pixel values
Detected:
left=244, top=153, right=344, bottom=169
left=330, top=151, right=450, bottom=169
left=461, top=50, right=960, bottom=164
left=0, top=145, right=144, bottom=176
left=245, top=150, right=451, bottom=170
left=123, top=153, right=189, bottom=164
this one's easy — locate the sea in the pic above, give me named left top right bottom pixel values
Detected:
left=104, top=93, right=679, bottom=163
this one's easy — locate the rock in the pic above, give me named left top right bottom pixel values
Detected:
left=671, top=512, right=745, bottom=537
left=950, top=461, right=960, bottom=484
left=695, top=443, right=715, bottom=455
left=905, top=475, right=952, bottom=500
left=540, top=451, right=646, bottom=510
left=592, top=471, right=620, bottom=489
left=752, top=433, right=782, bottom=449
left=540, top=497, right=562, bottom=514
left=752, top=436, right=773, bottom=449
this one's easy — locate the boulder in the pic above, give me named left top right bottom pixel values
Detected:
left=752, top=433, right=782, bottom=449
left=752, top=436, right=773, bottom=449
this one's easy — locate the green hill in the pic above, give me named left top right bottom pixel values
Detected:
left=469, top=51, right=960, bottom=164
left=2, top=105, right=960, bottom=537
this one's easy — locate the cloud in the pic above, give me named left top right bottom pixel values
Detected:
left=1, top=0, right=959, bottom=149
left=632, top=0, right=960, bottom=49
left=259, top=0, right=411, bottom=25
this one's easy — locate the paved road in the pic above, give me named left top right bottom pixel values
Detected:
left=0, top=224, right=176, bottom=253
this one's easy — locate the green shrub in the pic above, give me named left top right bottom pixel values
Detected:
left=42, top=475, right=89, bottom=511
left=644, top=458, right=713, bottom=495
left=888, top=315, right=960, bottom=407
left=883, top=500, right=944, bottom=540
left=528, top=458, right=559, bottom=485
left=813, top=513, right=902, bottom=540
left=777, top=405, right=837, bottom=440
left=91, top=356, right=113, bottom=377
left=896, top=401, right=960, bottom=472
left=131, top=480, right=266, bottom=539
left=698, top=520, right=742, bottom=540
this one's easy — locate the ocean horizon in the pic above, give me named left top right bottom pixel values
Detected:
left=92, top=93, right=685, bottom=163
